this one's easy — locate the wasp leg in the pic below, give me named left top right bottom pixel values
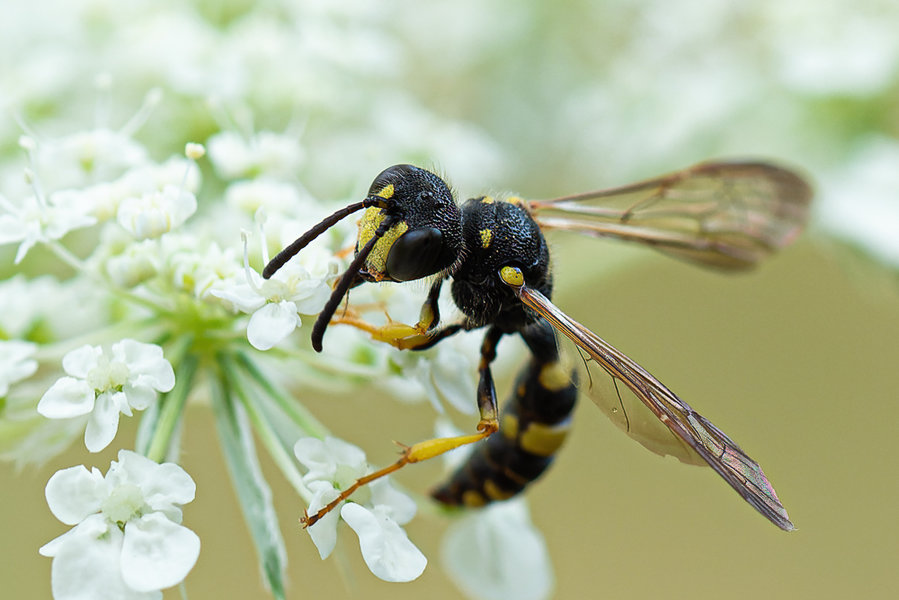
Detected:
left=331, top=278, right=463, bottom=350
left=301, top=327, right=503, bottom=528
left=432, top=319, right=578, bottom=506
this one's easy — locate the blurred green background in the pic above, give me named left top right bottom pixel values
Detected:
left=3, top=0, right=899, bottom=598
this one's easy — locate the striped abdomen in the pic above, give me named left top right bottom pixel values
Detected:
left=431, top=321, right=577, bottom=506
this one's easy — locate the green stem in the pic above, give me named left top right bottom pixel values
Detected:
left=235, top=350, right=331, bottom=439
left=46, top=240, right=87, bottom=273
left=219, top=353, right=310, bottom=501
left=146, top=337, right=197, bottom=462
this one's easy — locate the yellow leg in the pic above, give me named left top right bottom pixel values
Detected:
left=331, top=277, right=459, bottom=350
left=301, top=420, right=498, bottom=528
left=331, top=312, right=435, bottom=350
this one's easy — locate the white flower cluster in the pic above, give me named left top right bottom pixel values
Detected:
left=0, top=1, right=533, bottom=596
left=40, top=451, right=200, bottom=600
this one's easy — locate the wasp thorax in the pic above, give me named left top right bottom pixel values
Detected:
left=357, top=164, right=463, bottom=282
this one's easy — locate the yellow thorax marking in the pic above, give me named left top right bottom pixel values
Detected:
left=479, top=228, right=493, bottom=249
left=376, top=183, right=395, bottom=199
left=480, top=195, right=495, bottom=204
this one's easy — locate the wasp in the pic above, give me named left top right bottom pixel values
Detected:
left=264, top=160, right=811, bottom=531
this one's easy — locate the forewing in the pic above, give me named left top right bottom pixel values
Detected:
left=514, top=284, right=794, bottom=531
left=579, top=354, right=707, bottom=466
left=528, top=161, right=812, bottom=270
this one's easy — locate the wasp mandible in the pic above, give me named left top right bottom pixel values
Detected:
left=264, top=161, right=811, bottom=531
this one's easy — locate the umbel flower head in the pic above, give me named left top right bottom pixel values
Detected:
left=39, top=450, right=200, bottom=600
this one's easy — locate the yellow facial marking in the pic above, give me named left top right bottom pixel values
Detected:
left=479, top=228, right=493, bottom=249
left=519, top=419, right=571, bottom=457
left=357, top=207, right=408, bottom=279
left=376, top=183, right=395, bottom=199
left=538, top=362, right=573, bottom=392
left=499, top=265, right=524, bottom=287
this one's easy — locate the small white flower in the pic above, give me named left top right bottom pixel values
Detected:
left=224, top=178, right=305, bottom=216
left=117, top=184, right=198, bottom=240
left=210, top=238, right=332, bottom=351
left=442, top=499, right=554, bottom=600
left=37, top=340, right=175, bottom=452
left=294, top=436, right=427, bottom=582
left=33, top=128, right=149, bottom=191
left=39, top=450, right=200, bottom=600
left=104, top=239, right=161, bottom=288
left=0, top=191, right=97, bottom=264
left=0, top=340, right=39, bottom=396
left=207, top=130, right=304, bottom=180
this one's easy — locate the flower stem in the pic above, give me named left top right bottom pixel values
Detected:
left=235, top=350, right=330, bottom=439
left=146, top=338, right=197, bottom=463
left=219, top=353, right=310, bottom=501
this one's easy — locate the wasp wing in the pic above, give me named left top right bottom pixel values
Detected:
left=577, top=354, right=709, bottom=467
left=528, top=161, right=812, bottom=270
left=514, top=283, right=794, bottom=531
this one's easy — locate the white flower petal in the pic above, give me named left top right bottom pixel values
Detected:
left=247, top=301, right=300, bottom=350
left=62, top=345, right=102, bottom=378
left=294, top=436, right=368, bottom=484
left=430, top=348, right=477, bottom=414
left=37, top=377, right=95, bottom=419
left=290, top=279, right=331, bottom=315
left=121, top=512, right=200, bottom=592
left=369, top=479, right=417, bottom=526
left=442, top=499, right=553, bottom=600
left=121, top=382, right=156, bottom=411
left=0, top=213, right=25, bottom=244
left=341, top=503, right=427, bottom=583
left=0, top=340, right=38, bottom=395
left=48, top=517, right=143, bottom=600
left=305, top=481, right=343, bottom=559
left=84, top=392, right=122, bottom=452
left=114, top=339, right=175, bottom=392
left=45, top=466, right=107, bottom=525
left=140, top=471, right=196, bottom=517
left=105, top=451, right=195, bottom=520
left=39, top=526, right=78, bottom=558
left=208, top=280, right=266, bottom=313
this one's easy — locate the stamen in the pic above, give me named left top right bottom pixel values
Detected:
left=240, top=230, right=262, bottom=295
left=120, top=88, right=163, bottom=138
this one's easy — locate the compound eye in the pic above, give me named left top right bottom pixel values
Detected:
left=385, top=227, right=446, bottom=282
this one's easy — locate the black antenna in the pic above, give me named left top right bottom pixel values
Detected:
left=310, top=215, right=398, bottom=352
left=263, top=199, right=385, bottom=279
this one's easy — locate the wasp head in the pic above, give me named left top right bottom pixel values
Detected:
left=357, top=164, right=463, bottom=282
